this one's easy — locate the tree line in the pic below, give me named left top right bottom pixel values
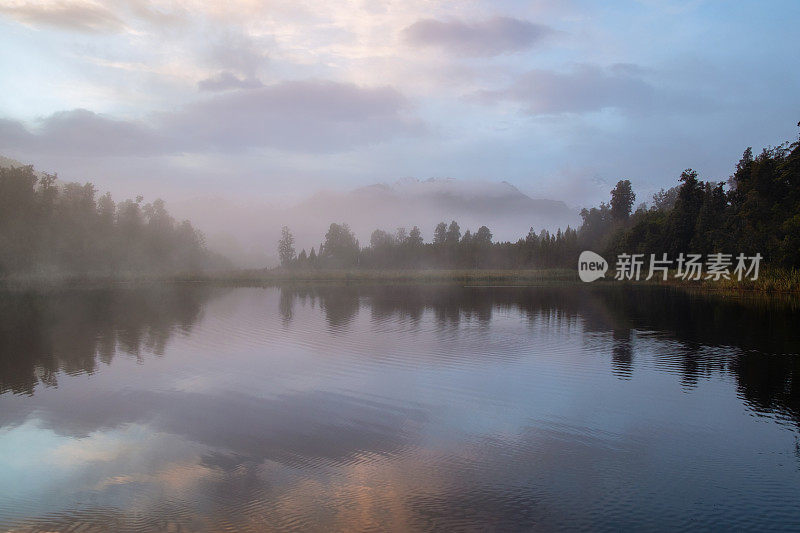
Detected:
left=279, top=124, right=800, bottom=271
left=279, top=220, right=580, bottom=270
left=0, top=165, right=226, bottom=277
left=586, top=125, right=800, bottom=267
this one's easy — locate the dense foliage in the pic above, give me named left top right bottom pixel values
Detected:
left=0, top=165, right=226, bottom=277
left=282, top=221, right=579, bottom=270
left=596, top=129, right=800, bottom=266
left=283, top=126, right=800, bottom=271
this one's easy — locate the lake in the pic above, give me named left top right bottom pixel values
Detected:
left=1, top=284, right=799, bottom=531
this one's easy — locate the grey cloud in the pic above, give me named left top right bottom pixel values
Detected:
left=474, top=64, right=657, bottom=114
left=0, top=80, right=424, bottom=155
left=402, top=17, right=552, bottom=57
left=0, top=118, right=33, bottom=146
left=198, top=72, right=264, bottom=92
left=166, top=80, right=424, bottom=152
left=0, top=109, right=168, bottom=156
left=0, top=1, right=126, bottom=33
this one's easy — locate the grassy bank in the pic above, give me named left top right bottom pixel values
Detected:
left=197, top=268, right=580, bottom=285
left=0, top=268, right=577, bottom=290
left=631, top=267, right=800, bottom=294
left=2, top=267, right=798, bottom=293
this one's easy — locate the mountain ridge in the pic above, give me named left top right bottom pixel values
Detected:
left=294, top=177, right=577, bottom=225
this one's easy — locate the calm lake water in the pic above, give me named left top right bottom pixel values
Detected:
left=1, top=284, right=799, bottom=532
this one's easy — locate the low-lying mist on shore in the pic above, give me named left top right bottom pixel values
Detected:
left=168, top=177, right=581, bottom=268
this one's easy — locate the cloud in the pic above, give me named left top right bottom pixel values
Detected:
left=205, top=31, right=270, bottom=78
left=0, top=109, right=168, bottom=156
left=0, top=1, right=127, bottom=33
left=0, top=80, right=424, bottom=155
left=122, top=0, right=187, bottom=28
left=197, top=72, right=264, bottom=92
left=473, top=64, right=657, bottom=114
left=0, top=118, right=33, bottom=145
left=402, top=16, right=553, bottom=57
left=166, top=79, right=424, bottom=152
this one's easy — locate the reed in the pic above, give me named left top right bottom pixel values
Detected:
left=641, top=267, right=800, bottom=294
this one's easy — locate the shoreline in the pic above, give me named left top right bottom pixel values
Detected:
left=1, top=268, right=799, bottom=294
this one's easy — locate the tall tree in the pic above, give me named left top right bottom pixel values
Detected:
left=475, top=226, right=492, bottom=246
left=667, top=169, right=704, bottom=254
left=278, top=226, right=296, bottom=267
left=433, top=222, right=447, bottom=245
left=321, top=223, right=359, bottom=267
left=370, top=229, right=394, bottom=249
left=445, top=220, right=461, bottom=246
left=408, top=226, right=423, bottom=247
left=610, top=180, right=636, bottom=222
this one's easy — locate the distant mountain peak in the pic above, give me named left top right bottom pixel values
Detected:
left=376, top=177, right=535, bottom=202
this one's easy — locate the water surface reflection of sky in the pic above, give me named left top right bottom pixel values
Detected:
left=1, top=286, right=799, bottom=531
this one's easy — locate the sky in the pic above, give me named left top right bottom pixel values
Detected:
left=1, top=0, right=799, bottom=209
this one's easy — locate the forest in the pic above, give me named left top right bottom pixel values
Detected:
left=280, top=125, right=800, bottom=272
left=1, top=125, right=798, bottom=278
left=0, top=165, right=226, bottom=277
